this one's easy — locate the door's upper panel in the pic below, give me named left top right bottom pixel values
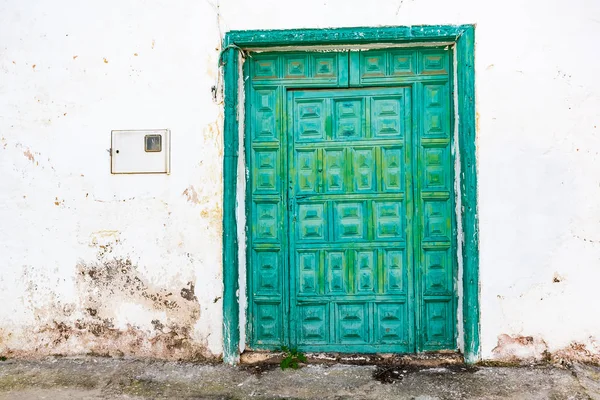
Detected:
left=249, top=51, right=349, bottom=87
left=350, top=48, right=450, bottom=86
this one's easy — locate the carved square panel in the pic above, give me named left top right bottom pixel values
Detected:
left=424, top=111, right=447, bottom=138
left=334, top=202, right=366, bottom=240
left=423, top=147, right=449, bottom=190
left=423, top=84, right=448, bottom=138
left=361, top=51, right=386, bottom=77
left=297, top=203, right=327, bottom=241
left=255, top=302, right=281, bottom=343
left=253, top=88, right=278, bottom=141
left=298, top=251, right=319, bottom=295
left=423, top=200, right=451, bottom=241
left=326, top=251, right=347, bottom=294
left=355, top=250, right=375, bottom=293
left=375, top=303, right=407, bottom=343
left=423, top=300, right=453, bottom=346
left=299, top=304, right=328, bottom=343
left=371, top=97, right=403, bottom=138
left=313, top=54, right=337, bottom=78
left=254, top=202, right=279, bottom=242
left=295, top=149, right=318, bottom=194
left=390, top=50, right=416, bottom=76
left=383, top=249, right=405, bottom=294
left=334, top=99, right=363, bottom=139
left=336, top=303, right=368, bottom=343
left=253, top=149, right=279, bottom=194
left=375, top=201, right=404, bottom=240
left=420, top=50, right=448, bottom=75
left=253, top=57, right=279, bottom=79
left=324, top=149, right=345, bottom=193
left=296, top=100, right=327, bottom=141
left=284, top=55, right=308, bottom=78
left=423, top=249, right=452, bottom=295
left=255, top=251, right=280, bottom=296
left=424, top=84, right=444, bottom=107
left=381, top=146, right=404, bottom=192
left=351, top=148, right=376, bottom=191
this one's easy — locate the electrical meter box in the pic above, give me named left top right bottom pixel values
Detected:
left=111, top=129, right=170, bottom=174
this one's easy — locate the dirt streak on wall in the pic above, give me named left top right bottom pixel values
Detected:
left=1, top=243, right=216, bottom=361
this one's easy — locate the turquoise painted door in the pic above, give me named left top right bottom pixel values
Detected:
left=247, top=49, right=456, bottom=353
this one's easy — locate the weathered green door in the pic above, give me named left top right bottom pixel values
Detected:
left=247, top=49, right=456, bottom=353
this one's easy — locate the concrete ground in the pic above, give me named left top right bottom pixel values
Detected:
left=0, top=357, right=599, bottom=400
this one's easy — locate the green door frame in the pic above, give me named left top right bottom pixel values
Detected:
left=221, top=25, right=478, bottom=364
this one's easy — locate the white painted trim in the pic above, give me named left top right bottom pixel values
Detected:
left=236, top=52, right=248, bottom=353
left=453, top=45, right=465, bottom=353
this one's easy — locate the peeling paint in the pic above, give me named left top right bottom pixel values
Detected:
left=491, top=334, right=600, bottom=365
left=492, top=334, right=549, bottom=362
left=553, top=339, right=600, bottom=365
left=0, top=243, right=214, bottom=361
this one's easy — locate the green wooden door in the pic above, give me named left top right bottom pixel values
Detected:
left=247, top=49, right=456, bottom=353
left=288, top=87, right=414, bottom=352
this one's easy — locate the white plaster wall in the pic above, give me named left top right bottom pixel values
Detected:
left=1, top=0, right=599, bottom=360
left=0, top=0, right=225, bottom=358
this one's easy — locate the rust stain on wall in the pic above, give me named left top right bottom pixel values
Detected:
left=203, top=203, right=223, bottom=238
left=182, top=186, right=200, bottom=205
left=182, top=184, right=223, bottom=237
left=203, top=121, right=224, bottom=157
left=23, top=149, right=35, bottom=162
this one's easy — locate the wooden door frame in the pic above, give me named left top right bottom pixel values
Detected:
left=221, top=25, right=478, bottom=364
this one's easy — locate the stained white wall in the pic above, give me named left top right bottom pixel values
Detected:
left=0, top=0, right=599, bottom=360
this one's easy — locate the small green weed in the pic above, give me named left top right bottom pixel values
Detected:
left=279, top=346, right=307, bottom=370
left=0, top=357, right=7, bottom=362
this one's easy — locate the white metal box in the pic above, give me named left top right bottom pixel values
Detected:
left=111, top=129, right=170, bottom=174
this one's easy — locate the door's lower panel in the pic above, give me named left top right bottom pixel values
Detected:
left=293, top=300, right=410, bottom=352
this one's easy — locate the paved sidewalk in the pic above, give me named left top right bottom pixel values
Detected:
left=0, top=357, right=599, bottom=399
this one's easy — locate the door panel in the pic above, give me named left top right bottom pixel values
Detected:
left=288, top=88, right=415, bottom=352
left=416, top=80, right=455, bottom=350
